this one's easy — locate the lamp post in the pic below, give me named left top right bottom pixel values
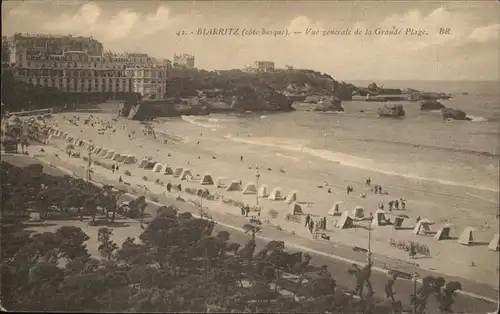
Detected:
left=256, top=172, right=260, bottom=206
left=86, top=146, right=92, bottom=183
left=413, top=272, right=419, bottom=314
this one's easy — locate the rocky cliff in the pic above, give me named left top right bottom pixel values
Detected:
left=441, top=108, right=471, bottom=121
left=420, top=99, right=446, bottom=110
left=377, top=104, right=405, bottom=118
left=313, top=97, right=344, bottom=112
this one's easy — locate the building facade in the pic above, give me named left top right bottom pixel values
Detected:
left=173, top=53, right=195, bottom=68
left=254, top=61, right=275, bottom=72
left=4, top=33, right=174, bottom=96
left=125, top=65, right=169, bottom=100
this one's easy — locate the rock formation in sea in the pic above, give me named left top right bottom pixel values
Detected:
left=441, top=108, right=471, bottom=121
left=313, top=96, right=344, bottom=112
left=377, top=103, right=405, bottom=118
left=420, top=99, right=446, bottom=111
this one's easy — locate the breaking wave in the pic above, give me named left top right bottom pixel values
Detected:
left=224, top=134, right=499, bottom=192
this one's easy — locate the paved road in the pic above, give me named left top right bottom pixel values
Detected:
left=3, top=154, right=498, bottom=313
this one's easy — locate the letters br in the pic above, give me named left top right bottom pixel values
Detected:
left=439, top=28, right=451, bottom=35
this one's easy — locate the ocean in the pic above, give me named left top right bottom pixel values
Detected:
left=160, top=80, right=500, bottom=193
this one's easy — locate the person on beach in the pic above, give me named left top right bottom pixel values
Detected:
left=323, top=217, right=327, bottom=230
left=388, top=201, right=393, bottom=211
left=115, top=165, right=119, bottom=171
left=177, top=184, right=182, bottom=191
left=346, top=185, right=350, bottom=195
left=394, top=199, right=399, bottom=210
left=400, top=198, right=406, bottom=209
left=374, top=184, right=379, bottom=194
left=118, top=176, right=123, bottom=183
left=385, top=274, right=398, bottom=301
left=111, top=164, right=115, bottom=173
left=240, top=206, right=245, bottom=216
left=378, top=202, right=384, bottom=210
left=305, top=214, right=311, bottom=227
left=328, top=188, right=332, bottom=194
left=365, top=177, right=371, bottom=186
left=308, top=220, right=314, bottom=233
left=245, top=206, right=250, bottom=217
left=166, top=181, right=172, bottom=192
left=240, top=156, right=243, bottom=162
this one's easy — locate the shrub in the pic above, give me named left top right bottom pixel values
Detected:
left=124, top=170, right=131, bottom=176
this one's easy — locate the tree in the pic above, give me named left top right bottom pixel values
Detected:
left=55, top=226, right=90, bottom=260
left=97, top=227, right=118, bottom=261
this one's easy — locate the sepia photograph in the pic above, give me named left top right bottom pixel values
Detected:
left=1, top=0, right=499, bottom=313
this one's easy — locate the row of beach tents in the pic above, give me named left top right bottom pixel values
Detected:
left=47, top=127, right=500, bottom=252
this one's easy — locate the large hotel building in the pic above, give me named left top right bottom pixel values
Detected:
left=3, top=33, right=173, bottom=100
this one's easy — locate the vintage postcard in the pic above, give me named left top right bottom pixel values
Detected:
left=1, top=0, right=499, bottom=313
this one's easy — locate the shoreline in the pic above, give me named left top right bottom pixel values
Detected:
left=39, top=112, right=499, bottom=288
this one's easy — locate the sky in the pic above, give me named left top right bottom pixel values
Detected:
left=2, top=0, right=499, bottom=81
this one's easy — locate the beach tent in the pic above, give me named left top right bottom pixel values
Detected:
left=173, top=167, right=184, bottom=177
left=115, top=155, right=126, bottom=162
left=457, top=227, right=475, bottom=245
left=144, top=161, right=156, bottom=170
left=336, top=211, right=353, bottom=229
left=152, top=163, right=163, bottom=172
left=290, top=202, right=303, bottom=215
left=488, top=233, right=499, bottom=251
left=226, top=180, right=242, bottom=191
left=216, top=176, right=228, bottom=188
left=328, top=201, right=342, bottom=216
left=200, top=173, right=214, bottom=185
left=352, top=206, right=365, bottom=219
left=242, top=182, right=258, bottom=194
left=435, top=224, right=452, bottom=240
left=104, top=151, right=115, bottom=159
left=162, top=165, right=174, bottom=175
left=112, top=153, right=122, bottom=161
left=372, top=210, right=388, bottom=227
left=284, top=190, right=298, bottom=204
left=123, top=155, right=136, bottom=164
left=393, top=217, right=405, bottom=229
left=93, top=146, right=102, bottom=154
left=138, top=158, right=149, bottom=168
left=258, top=184, right=269, bottom=198
left=180, top=169, right=193, bottom=180
left=413, top=219, right=433, bottom=236
left=99, top=148, right=109, bottom=157
left=268, top=187, right=283, bottom=201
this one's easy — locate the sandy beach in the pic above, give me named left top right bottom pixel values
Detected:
left=43, top=112, right=499, bottom=287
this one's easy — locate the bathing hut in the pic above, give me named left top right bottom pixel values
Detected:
left=144, top=160, right=156, bottom=170
left=336, top=211, right=353, bottom=229
left=200, top=173, right=214, bottom=185
left=268, top=187, right=283, bottom=200
left=138, top=158, right=149, bottom=168
left=226, top=180, right=242, bottom=191
left=258, top=184, right=269, bottom=198
left=290, top=202, right=303, bottom=215
left=123, top=155, right=136, bottom=164
left=216, top=176, right=228, bottom=188
left=162, top=165, right=174, bottom=175
left=328, top=201, right=342, bottom=216
left=104, top=151, right=115, bottom=159
left=112, top=153, right=122, bottom=161
left=413, top=219, right=433, bottom=236
left=152, top=163, right=163, bottom=172
left=457, top=227, right=475, bottom=245
left=435, top=224, right=452, bottom=240
left=98, top=149, right=109, bottom=157
left=173, top=167, right=184, bottom=177
left=372, top=210, right=388, bottom=226
left=242, top=182, right=258, bottom=194
left=352, top=206, right=365, bottom=219
left=284, top=190, right=298, bottom=204
left=115, top=154, right=126, bottom=162
left=488, top=233, right=499, bottom=251
left=180, top=169, right=193, bottom=180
